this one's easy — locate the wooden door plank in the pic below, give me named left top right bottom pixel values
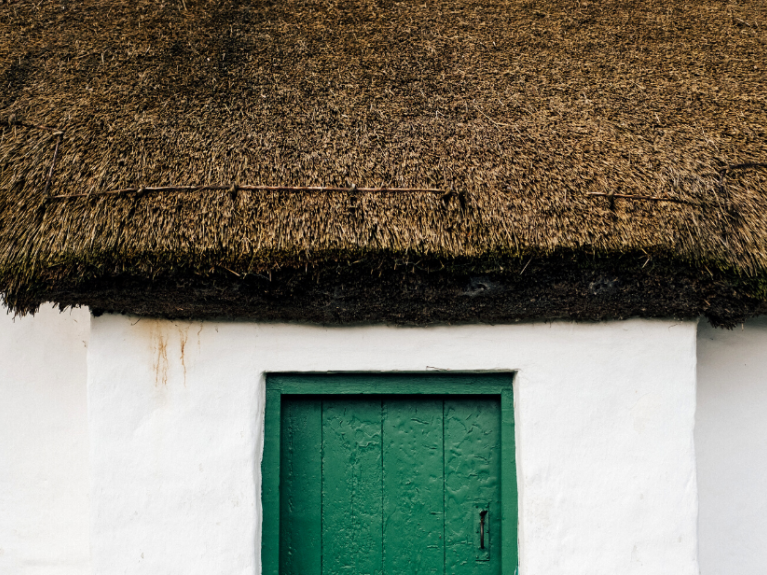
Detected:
left=269, top=374, right=513, bottom=396
left=322, top=398, right=384, bottom=575
left=382, top=397, right=445, bottom=575
left=280, top=397, right=322, bottom=575
left=501, top=389, right=518, bottom=575
left=263, top=389, right=282, bottom=575
left=444, top=397, right=501, bottom=574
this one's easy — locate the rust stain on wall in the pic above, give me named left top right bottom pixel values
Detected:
left=179, top=326, right=189, bottom=387
left=151, top=325, right=169, bottom=387
left=132, top=320, right=194, bottom=389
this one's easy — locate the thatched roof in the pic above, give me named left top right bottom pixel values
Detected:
left=1, top=0, right=766, bottom=325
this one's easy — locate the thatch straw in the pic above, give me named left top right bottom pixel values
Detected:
left=1, top=0, right=766, bottom=324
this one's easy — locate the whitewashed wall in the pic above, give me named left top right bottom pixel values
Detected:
left=88, top=315, right=699, bottom=575
left=696, top=318, right=767, bottom=575
left=11, top=307, right=765, bottom=575
left=0, top=304, right=91, bottom=575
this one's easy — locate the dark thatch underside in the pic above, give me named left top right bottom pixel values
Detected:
left=1, top=0, right=766, bottom=325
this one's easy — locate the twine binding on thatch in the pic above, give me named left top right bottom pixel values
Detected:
left=6, top=113, right=762, bottom=213
left=586, top=192, right=691, bottom=205
left=50, top=184, right=446, bottom=200
left=588, top=162, right=767, bottom=207
left=2, top=114, right=761, bottom=208
left=6, top=115, right=444, bottom=200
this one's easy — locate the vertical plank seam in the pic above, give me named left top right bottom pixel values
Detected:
left=442, top=399, right=447, bottom=575
left=286, top=403, right=292, bottom=569
left=320, top=398, right=324, bottom=575
left=380, top=398, right=385, bottom=575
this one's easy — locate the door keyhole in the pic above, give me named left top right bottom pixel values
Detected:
left=479, top=510, right=488, bottom=549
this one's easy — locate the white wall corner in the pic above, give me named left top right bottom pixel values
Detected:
left=0, top=305, right=91, bottom=575
left=696, top=317, right=767, bottom=575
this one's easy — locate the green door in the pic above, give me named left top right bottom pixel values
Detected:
left=279, top=395, right=501, bottom=575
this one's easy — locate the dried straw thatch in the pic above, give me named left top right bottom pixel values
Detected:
left=1, top=0, right=766, bottom=325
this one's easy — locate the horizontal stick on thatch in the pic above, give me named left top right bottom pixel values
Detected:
left=586, top=192, right=690, bottom=204
left=50, top=184, right=445, bottom=199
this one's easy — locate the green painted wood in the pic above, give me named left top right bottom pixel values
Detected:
left=280, top=397, right=322, bottom=575
left=500, top=389, right=519, bottom=575
left=262, top=389, right=282, bottom=575
left=382, top=397, right=445, bottom=575
left=322, top=398, right=383, bottom=575
left=268, top=373, right=513, bottom=396
left=444, top=397, right=501, bottom=574
left=262, top=374, right=517, bottom=575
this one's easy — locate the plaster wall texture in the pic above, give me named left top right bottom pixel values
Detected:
left=0, top=304, right=91, bottom=575
left=89, top=315, right=699, bottom=575
left=696, top=318, right=767, bottom=575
